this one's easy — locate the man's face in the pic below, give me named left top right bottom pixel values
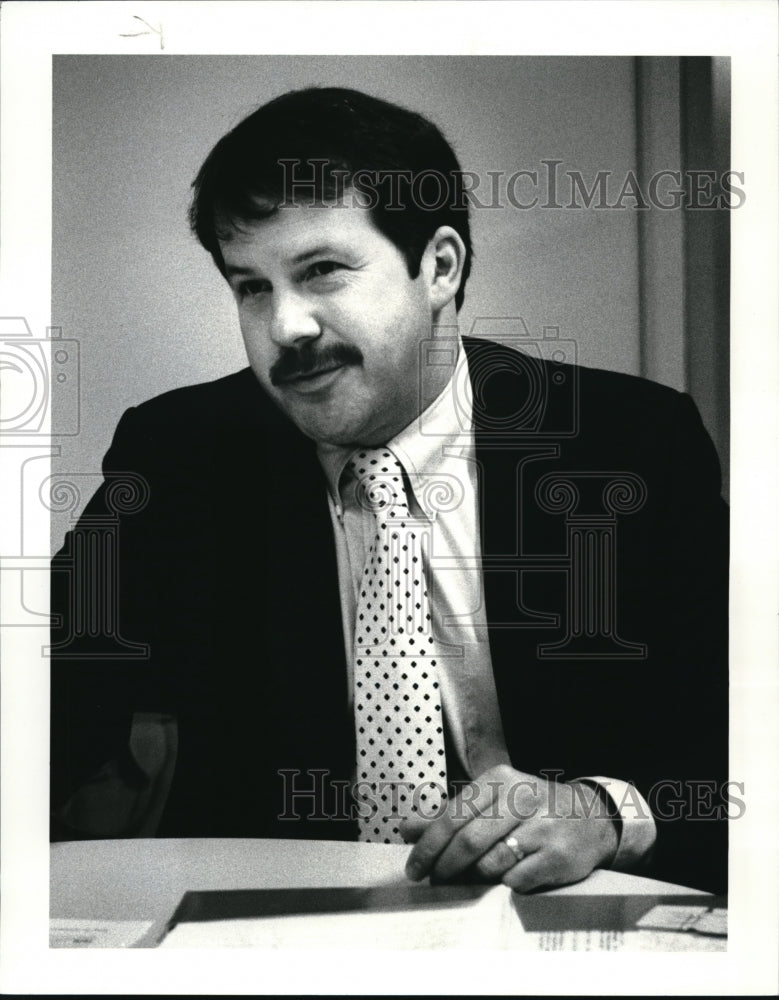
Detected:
left=220, top=202, right=436, bottom=447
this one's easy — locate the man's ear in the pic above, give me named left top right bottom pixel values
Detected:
left=423, top=227, right=467, bottom=315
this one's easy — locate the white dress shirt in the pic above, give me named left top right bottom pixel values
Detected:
left=317, top=337, right=656, bottom=870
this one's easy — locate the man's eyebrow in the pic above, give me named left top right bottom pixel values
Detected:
left=223, top=245, right=350, bottom=278
left=223, top=264, right=258, bottom=278
left=290, top=245, right=347, bottom=265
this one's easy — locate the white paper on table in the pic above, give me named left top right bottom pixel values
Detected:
left=49, top=918, right=154, bottom=948
left=691, top=908, right=728, bottom=936
left=520, top=929, right=727, bottom=952
left=636, top=904, right=727, bottom=936
left=159, top=884, right=519, bottom=949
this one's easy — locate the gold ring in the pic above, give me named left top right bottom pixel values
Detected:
left=503, top=834, right=525, bottom=861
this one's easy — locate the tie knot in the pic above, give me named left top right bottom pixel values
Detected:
left=347, top=447, right=409, bottom=517
left=347, top=447, right=403, bottom=479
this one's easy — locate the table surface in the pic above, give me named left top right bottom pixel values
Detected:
left=51, top=837, right=708, bottom=947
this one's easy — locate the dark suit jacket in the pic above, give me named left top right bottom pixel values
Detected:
left=51, top=337, right=729, bottom=892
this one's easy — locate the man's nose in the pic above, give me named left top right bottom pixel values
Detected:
left=269, top=290, right=321, bottom=348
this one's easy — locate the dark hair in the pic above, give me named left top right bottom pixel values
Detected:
left=189, top=87, right=472, bottom=311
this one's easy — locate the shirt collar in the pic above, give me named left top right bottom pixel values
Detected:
left=317, top=336, right=473, bottom=509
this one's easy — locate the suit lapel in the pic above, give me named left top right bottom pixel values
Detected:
left=219, top=371, right=352, bottom=770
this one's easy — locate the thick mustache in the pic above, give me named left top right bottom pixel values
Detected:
left=270, top=343, right=362, bottom=386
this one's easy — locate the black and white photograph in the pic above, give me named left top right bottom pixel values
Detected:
left=0, top=1, right=777, bottom=994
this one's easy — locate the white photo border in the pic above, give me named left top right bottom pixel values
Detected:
left=1, top=1, right=777, bottom=994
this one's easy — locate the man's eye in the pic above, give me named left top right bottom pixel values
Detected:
left=239, top=279, right=271, bottom=298
left=306, top=261, right=342, bottom=279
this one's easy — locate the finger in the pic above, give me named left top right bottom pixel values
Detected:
left=431, top=812, right=522, bottom=880
left=501, top=845, right=585, bottom=894
left=472, top=833, right=532, bottom=881
left=405, top=772, right=506, bottom=881
left=398, top=813, right=430, bottom=844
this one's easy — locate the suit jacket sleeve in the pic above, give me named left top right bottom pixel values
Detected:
left=483, top=362, right=729, bottom=894
left=51, top=405, right=161, bottom=820
left=637, top=389, right=729, bottom=891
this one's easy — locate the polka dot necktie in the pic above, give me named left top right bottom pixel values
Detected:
left=347, top=447, right=448, bottom=843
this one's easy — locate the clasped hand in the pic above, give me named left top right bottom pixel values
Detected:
left=401, top=765, right=619, bottom=893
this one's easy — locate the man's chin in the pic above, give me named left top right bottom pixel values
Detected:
left=264, top=377, right=399, bottom=448
left=298, top=421, right=375, bottom=449
left=278, top=402, right=372, bottom=449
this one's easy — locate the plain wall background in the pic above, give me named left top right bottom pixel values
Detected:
left=51, top=55, right=728, bottom=547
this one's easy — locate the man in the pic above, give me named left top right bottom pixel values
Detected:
left=51, top=87, right=729, bottom=894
